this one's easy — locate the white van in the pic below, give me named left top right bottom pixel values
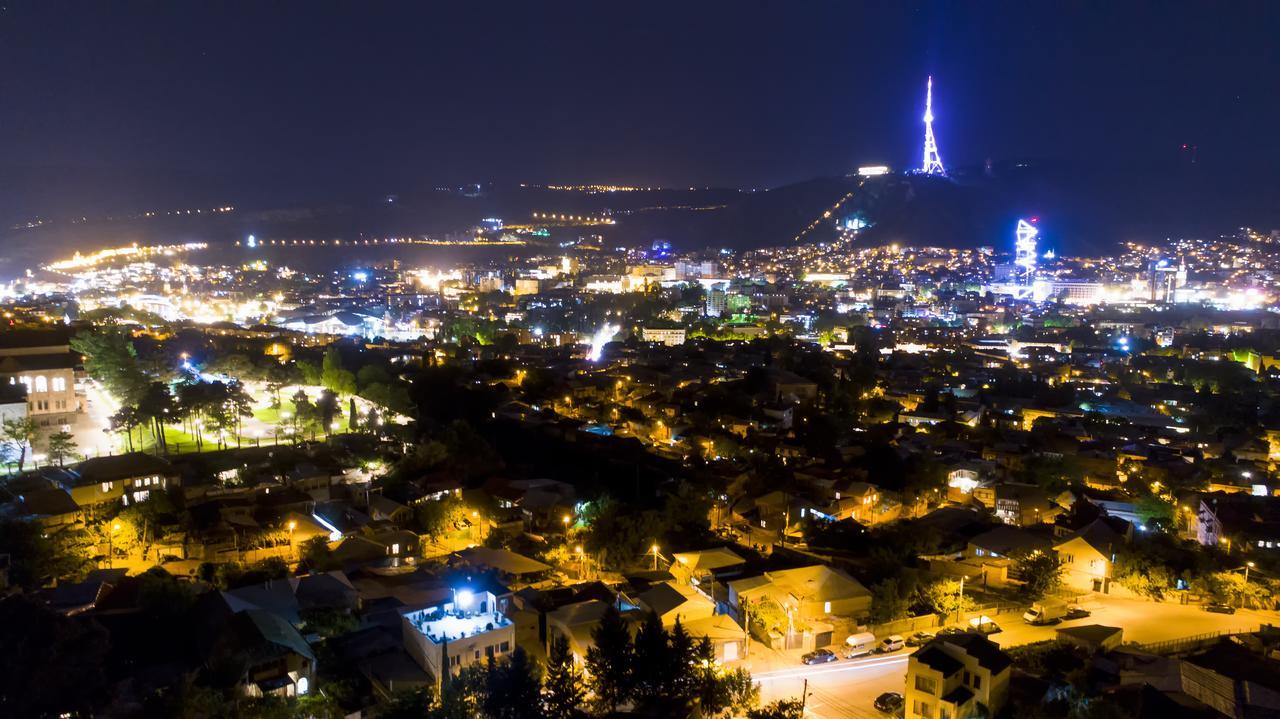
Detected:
left=843, top=631, right=877, bottom=658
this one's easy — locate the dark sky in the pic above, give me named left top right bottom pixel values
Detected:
left=2, top=1, right=1278, bottom=218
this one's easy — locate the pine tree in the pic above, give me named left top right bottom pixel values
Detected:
left=543, top=635, right=585, bottom=719
left=483, top=647, right=543, bottom=719
left=631, top=610, right=672, bottom=707
left=584, top=604, right=633, bottom=712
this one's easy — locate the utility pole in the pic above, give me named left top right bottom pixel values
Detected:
left=800, top=678, right=809, bottom=714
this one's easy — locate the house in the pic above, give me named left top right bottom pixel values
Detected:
left=401, top=586, right=515, bottom=684
left=972, top=482, right=1056, bottom=526
left=65, top=453, right=177, bottom=509
left=13, top=486, right=81, bottom=527
left=1054, top=518, right=1128, bottom=593
left=632, top=581, right=716, bottom=625
left=728, top=565, right=872, bottom=621
left=905, top=633, right=1013, bottom=719
left=670, top=547, right=748, bottom=588
left=224, top=608, right=317, bottom=698
left=826, top=482, right=887, bottom=525
left=966, top=526, right=1053, bottom=560
left=450, top=546, right=552, bottom=587
left=546, top=599, right=639, bottom=665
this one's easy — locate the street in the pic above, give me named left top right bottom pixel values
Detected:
left=752, top=594, right=1280, bottom=719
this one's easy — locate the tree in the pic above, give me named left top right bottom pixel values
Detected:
left=0, top=594, right=110, bottom=717
left=321, top=346, right=358, bottom=397
left=316, top=389, right=340, bottom=434
left=373, top=686, right=435, bottom=719
left=482, top=647, right=543, bottom=719
left=584, top=604, right=633, bottom=712
left=71, top=330, right=149, bottom=404
left=869, top=577, right=911, bottom=624
left=918, top=578, right=974, bottom=622
left=1017, top=551, right=1065, bottom=600
left=632, top=611, right=674, bottom=707
left=543, top=635, right=585, bottom=719
left=1, top=416, right=38, bottom=472
left=44, top=429, right=78, bottom=467
left=747, top=699, right=805, bottom=719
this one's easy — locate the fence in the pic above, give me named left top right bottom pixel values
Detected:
left=1135, top=626, right=1256, bottom=656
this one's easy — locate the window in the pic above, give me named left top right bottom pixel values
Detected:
left=975, top=548, right=985, bottom=557
left=101, top=482, right=113, bottom=493
left=390, top=543, right=400, bottom=555
left=35, top=376, right=48, bottom=392
left=915, top=675, right=937, bottom=694
left=52, top=377, right=66, bottom=392
left=913, top=699, right=933, bottom=718
left=1063, top=554, right=1074, bottom=563
left=940, top=708, right=952, bottom=719
left=499, top=641, right=510, bottom=653
left=971, top=674, right=982, bottom=690
left=823, top=601, right=832, bottom=614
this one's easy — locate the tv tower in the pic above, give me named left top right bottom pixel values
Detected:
left=1014, top=219, right=1039, bottom=286
left=921, top=76, right=945, bottom=175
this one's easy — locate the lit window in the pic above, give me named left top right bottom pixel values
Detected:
left=391, top=543, right=400, bottom=555
left=34, top=376, right=47, bottom=392
left=101, top=482, right=112, bottom=492
left=51, top=377, right=66, bottom=392
left=823, top=601, right=831, bottom=614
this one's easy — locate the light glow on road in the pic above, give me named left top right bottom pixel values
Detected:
left=753, top=654, right=909, bottom=682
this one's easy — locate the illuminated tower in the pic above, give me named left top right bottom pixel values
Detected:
left=921, top=76, right=946, bottom=175
left=1014, top=219, right=1039, bottom=285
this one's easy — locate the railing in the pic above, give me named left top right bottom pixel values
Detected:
left=1134, top=626, right=1256, bottom=655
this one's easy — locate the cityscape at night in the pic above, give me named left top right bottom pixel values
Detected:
left=4, top=3, right=1280, bottom=719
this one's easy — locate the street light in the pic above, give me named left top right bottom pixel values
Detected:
left=651, top=543, right=660, bottom=571
left=1246, top=561, right=1255, bottom=584
left=108, top=520, right=122, bottom=569
left=562, top=514, right=571, bottom=532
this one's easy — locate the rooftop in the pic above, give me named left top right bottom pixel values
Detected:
left=403, top=591, right=511, bottom=645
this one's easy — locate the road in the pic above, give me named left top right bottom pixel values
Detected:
left=753, top=594, right=1280, bottom=719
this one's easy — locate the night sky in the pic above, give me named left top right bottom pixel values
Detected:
left=2, top=1, right=1279, bottom=219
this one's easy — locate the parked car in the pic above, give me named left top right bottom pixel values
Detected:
left=972, top=620, right=1002, bottom=635
left=1205, top=603, right=1236, bottom=615
left=906, top=631, right=936, bottom=647
left=936, top=626, right=967, bottom=636
left=874, top=692, right=905, bottom=714
left=1063, top=606, right=1091, bottom=620
left=876, top=635, right=906, bottom=653
left=802, top=648, right=839, bottom=665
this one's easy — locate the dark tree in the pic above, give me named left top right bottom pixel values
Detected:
left=585, top=604, right=634, bottom=712
left=0, top=595, right=109, bottom=717
left=543, top=635, right=585, bottom=719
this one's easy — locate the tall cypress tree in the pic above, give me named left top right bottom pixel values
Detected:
left=631, top=611, right=672, bottom=706
left=584, top=604, right=633, bottom=712
left=543, top=635, right=585, bottom=719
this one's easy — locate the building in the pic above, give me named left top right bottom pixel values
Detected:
left=401, top=587, right=515, bottom=684
left=728, top=565, right=872, bottom=622
left=905, top=634, right=1013, bottom=719
left=640, top=327, right=687, bottom=346
left=0, top=329, right=79, bottom=430
left=1054, top=519, right=1127, bottom=593
left=65, top=452, right=177, bottom=508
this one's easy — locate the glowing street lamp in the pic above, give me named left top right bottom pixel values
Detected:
left=650, top=543, right=661, bottom=571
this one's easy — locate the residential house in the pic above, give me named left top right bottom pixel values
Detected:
left=65, top=453, right=177, bottom=509
left=1054, top=519, right=1129, bottom=593
left=728, top=565, right=872, bottom=622
left=905, top=634, right=1013, bottom=719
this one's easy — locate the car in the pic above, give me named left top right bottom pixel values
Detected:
left=1205, top=603, right=1237, bottom=614
left=801, top=648, right=839, bottom=665
left=876, top=635, right=906, bottom=653
left=1063, top=607, right=1091, bottom=620
left=906, top=631, right=936, bottom=647
left=937, top=626, right=967, bottom=636
left=874, top=692, right=905, bottom=714
left=972, top=621, right=1002, bottom=635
